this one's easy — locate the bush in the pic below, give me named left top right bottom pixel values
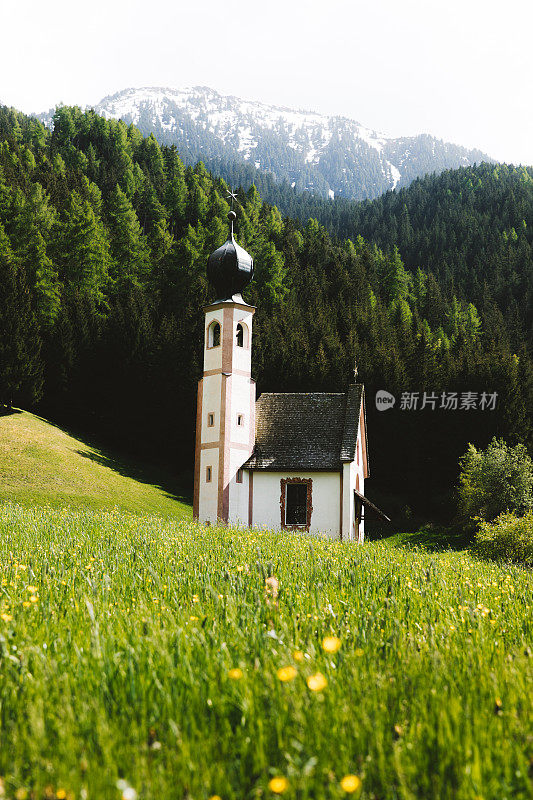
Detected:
left=457, top=437, right=533, bottom=522
left=472, top=511, right=533, bottom=566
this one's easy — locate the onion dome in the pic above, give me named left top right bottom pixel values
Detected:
left=207, top=211, right=254, bottom=302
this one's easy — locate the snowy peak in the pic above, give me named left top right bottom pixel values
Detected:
left=93, top=86, right=492, bottom=200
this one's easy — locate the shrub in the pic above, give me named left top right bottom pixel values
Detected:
left=457, top=437, right=533, bottom=522
left=472, top=511, right=533, bottom=566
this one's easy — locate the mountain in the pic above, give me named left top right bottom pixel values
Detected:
left=87, top=86, right=491, bottom=201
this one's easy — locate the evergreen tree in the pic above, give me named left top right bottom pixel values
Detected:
left=54, top=191, right=111, bottom=300
left=106, top=185, right=150, bottom=289
left=0, top=222, right=42, bottom=407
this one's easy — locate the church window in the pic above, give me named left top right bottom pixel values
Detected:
left=236, top=469, right=243, bottom=484
left=281, top=478, right=313, bottom=530
left=208, top=321, right=221, bottom=348
left=206, top=466, right=212, bottom=482
left=207, top=413, right=214, bottom=427
left=237, top=413, right=244, bottom=426
left=286, top=484, right=307, bottom=525
left=236, top=323, right=244, bottom=347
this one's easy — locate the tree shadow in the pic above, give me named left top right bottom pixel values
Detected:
left=0, top=406, right=23, bottom=417
left=399, top=525, right=472, bottom=552
left=74, top=447, right=191, bottom=506
left=28, top=410, right=191, bottom=507
left=369, top=522, right=473, bottom=552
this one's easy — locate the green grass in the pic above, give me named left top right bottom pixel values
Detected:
left=0, top=506, right=531, bottom=800
left=0, top=410, right=191, bottom=518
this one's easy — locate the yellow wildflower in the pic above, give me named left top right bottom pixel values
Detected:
left=228, top=668, right=243, bottom=680
left=307, top=672, right=327, bottom=691
left=26, top=585, right=38, bottom=593
left=268, top=776, right=289, bottom=793
left=277, top=666, right=297, bottom=682
left=354, top=648, right=364, bottom=657
left=340, top=774, right=362, bottom=793
left=1, top=613, right=13, bottom=622
left=22, top=601, right=31, bottom=608
left=208, top=796, right=222, bottom=800
left=29, top=595, right=39, bottom=604
left=56, top=790, right=67, bottom=799
left=293, top=650, right=304, bottom=662
left=322, top=636, right=341, bottom=653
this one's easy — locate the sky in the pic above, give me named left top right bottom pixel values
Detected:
left=2, top=0, right=532, bottom=164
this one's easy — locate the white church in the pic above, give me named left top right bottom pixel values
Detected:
left=193, top=208, right=388, bottom=540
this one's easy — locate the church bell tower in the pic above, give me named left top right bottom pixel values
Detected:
left=193, top=206, right=256, bottom=525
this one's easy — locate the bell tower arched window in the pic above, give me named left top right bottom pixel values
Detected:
left=208, top=321, right=221, bottom=348
left=236, top=323, right=244, bottom=347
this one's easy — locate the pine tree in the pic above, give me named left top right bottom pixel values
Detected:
left=106, top=185, right=150, bottom=290
left=10, top=183, right=60, bottom=323
left=54, top=191, right=111, bottom=301
left=0, top=222, right=42, bottom=407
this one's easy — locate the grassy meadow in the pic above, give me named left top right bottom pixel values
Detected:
left=0, top=505, right=531, bottom=800
left=0, top=411, right=191, bottom=518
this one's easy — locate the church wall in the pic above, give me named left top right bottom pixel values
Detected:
left=356, top=411, right=366, bottom=541
left=341, top=418, right=366, bottom=541
left=232, top=312, right=253, bottom=374
left=251, top=471, right=341, bottom=539
left=229, top=375, right=253, bottom=445
left=203, top=310, right=223, bottom=372
left=199, top=448, right=219, bottom=524
left=342, top=462, right=353, bottom=540
left=343, top=459, right=365, bottom=542
left=201, top=373, right=222, bottom=443
left=228, top=452, right=250, bottom=525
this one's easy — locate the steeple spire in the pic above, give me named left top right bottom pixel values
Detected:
left=206, top=193, right=254, bottom=303
left=226, top=190, right=237, bottom=237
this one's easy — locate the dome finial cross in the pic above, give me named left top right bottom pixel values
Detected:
left=226, top=189, right=238, bottom=236
left=226, top=189, right=238, bottom=210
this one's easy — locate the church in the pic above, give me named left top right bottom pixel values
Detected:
left=193, top=207, right=388, bottom=540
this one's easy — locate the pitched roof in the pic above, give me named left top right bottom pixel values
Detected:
left=244, top=384, right=365, bottom=471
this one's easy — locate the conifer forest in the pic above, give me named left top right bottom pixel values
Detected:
left=1, top=105, right=532, bottom=521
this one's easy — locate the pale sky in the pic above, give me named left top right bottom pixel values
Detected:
left=2, top=0, right=532, bottom=164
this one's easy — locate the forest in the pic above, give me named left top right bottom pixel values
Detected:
left=0, top=104, right=532, bottom=521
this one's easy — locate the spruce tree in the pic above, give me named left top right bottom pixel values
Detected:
left=106, top=185, right=150, bottom=290
left=0, top=222, right=42, bottom=408
left=54, top=191, right=111, bottom=301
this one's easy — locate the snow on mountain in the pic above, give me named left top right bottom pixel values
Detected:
left=90, top=86, right=491, bottom=201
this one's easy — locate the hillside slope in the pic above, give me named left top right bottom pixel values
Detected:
left=0, top=410, right=191, bottom=517
left=80, top=86, right=491, bottom=200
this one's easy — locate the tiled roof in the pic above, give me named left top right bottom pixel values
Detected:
left=341, top=384, right=363, bottom=462
left=244, top=384, right=364, bottom=471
